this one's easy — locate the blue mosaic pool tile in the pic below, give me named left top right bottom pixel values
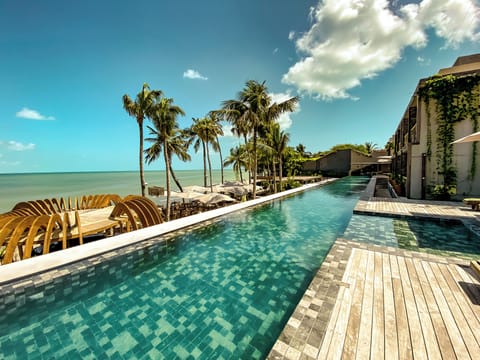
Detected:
left=344, top=213, right=480, bottom=260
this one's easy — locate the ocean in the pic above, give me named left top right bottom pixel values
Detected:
left=0, top=169, right=236, bottom=213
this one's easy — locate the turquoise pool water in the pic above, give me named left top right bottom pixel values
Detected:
left=0, top=177, right=369, bottom=359
left=344, top=214, right=480, bottom=260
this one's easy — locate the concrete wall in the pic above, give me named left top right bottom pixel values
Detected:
left=318, top=150, right=351, bottom=176
left=408, top=83, right=480, bottom=199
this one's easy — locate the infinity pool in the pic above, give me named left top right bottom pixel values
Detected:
left=0, top=177, right=369, bottom=359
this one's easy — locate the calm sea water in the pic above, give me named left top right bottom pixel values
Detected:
left=0, top=170, right=235, bottom=213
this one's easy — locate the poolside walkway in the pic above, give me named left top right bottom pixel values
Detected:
left=354, top=196, right=480, bottom=220
left=269, top=195, right=480, bottom=360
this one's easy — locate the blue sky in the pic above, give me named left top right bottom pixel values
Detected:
left=0, top=0, right=479, bottom=173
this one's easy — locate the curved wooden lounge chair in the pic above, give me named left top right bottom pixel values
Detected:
left=0, top=216, right=37, bottom=264
left=1, top=214, right=67, bottom=264
left=110, top=202, right=139, bottom=231
left=125, top=197, right=164, bottom=226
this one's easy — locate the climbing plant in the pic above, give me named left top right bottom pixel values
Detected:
left=418, top=73, right=480, bottom=199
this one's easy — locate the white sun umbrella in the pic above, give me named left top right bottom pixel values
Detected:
left=220, top=185, right=249, bottom=197
left=183, top=185, right=210, bottom=194
left=169, top=191, right=204, bottom=201
left=197, top=193, right=236, bottom=205
left=452, top=131, right=480, bottom=144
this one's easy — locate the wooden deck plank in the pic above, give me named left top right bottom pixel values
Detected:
left=326, top=248, right=362, bottom=359
left=422, top=261, right=471, bottom=359
left=371, top=251, right=385, bottom=359
left=342, top=249, right=368, bottom=359
left=382, top=253, right=398, bottom=360
left=412, top=258, right=456, bottom=359
left=390, top=255, right=413, bottom=359
left=404, top=258, right=442, bottom=359
left=317, top=248, right=358, bottom=359
left=430, top=262, right=480, bottom=357
left=355, top=250, right=375, bottom=359
left=449, top=264, right=480, bottom=321
left=441, top=264, right=480, bottom=346
left=316, top=286, right=346, bottom=359
left=396, top=256, right=428, bottom=359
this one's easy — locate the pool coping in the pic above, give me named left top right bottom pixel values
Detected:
left=0, top=179, right=337, bottom=286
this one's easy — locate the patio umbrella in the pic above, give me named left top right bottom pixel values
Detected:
left=197, top=193, right=236, bottom=205
left=452, top=131, right=480, bottom=144
left=183, top=185, right=210, bottom=194
left=169, top=191, right=203, bottom=201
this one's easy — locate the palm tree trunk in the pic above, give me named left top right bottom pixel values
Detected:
left=217, top=135, right=224, bottom=184
left=169, top=162, right=183, bottom=192
left=252, top=130, right=257, bottom=199
left=239, top=165, right=243, bottom=183
left=244, top=134, right=251, bottom=184
left=206, top=141, right=214, bottom=192
left=279, top=158, right=283, bottom=192
left=138, top=119, right=146, bottom=196
left=272, top=158, right=277, bottom=194
left=163, top=141, right=171, bottom=221
left=202, top=141, right=207, bottom=187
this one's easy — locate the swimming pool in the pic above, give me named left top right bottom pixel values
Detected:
left=0, top=177, right=369, bottom=359
left=343, top=214, right=480, bottom=260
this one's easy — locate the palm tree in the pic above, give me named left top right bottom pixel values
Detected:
left=145, top=128, right=190, bottom=192
left=296, top=143, right=306, bottom=157
left=122, top=83, right=162, bottom=196
left=269, top=123, right=290, bottom=192
left=364, top=141, right=378, bottom=154
left=220, top=80, right=298, bottom=198
left=146, top=97, right=185, bottom=221
left=208, top=112, right=225, bottom=184
left=224, top=145, right=248, bottom=183
left=189, top=117, right=222, bottom=192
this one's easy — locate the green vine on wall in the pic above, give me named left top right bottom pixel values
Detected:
left=418, top=73, right=480, bottom=199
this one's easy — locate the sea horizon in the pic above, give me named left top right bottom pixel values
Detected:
left=0, top=169, right=236, bottom=213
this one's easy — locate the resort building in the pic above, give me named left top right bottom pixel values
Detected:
left=391, top=54, right=480, bottom=199
left=303, top=149, right=391, bottom=177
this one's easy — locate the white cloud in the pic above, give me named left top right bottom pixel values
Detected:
left=270, top=91, right=300, bottom=131
left=3, top=141, right=36, bottom=151
left=417, top=56, right=431, bottom=66
left=273, top=48, right=279, bottom=55
left=288, top=31, right=296, bottom=40
left=16, top=107, right=55, bottom=120
left=283, top=0, right=480, bottom=100
left=183, top=69, right=208, bottom=80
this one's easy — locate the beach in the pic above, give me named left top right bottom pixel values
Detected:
left=0, top=169, right=236, bottom=213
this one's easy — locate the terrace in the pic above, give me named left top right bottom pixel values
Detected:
left=270, top=177, right=480, bottom=359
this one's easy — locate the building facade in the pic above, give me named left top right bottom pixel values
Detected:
left=303, top=149, right=390, bottom=177
left=391, top=54, right=480, bottom=199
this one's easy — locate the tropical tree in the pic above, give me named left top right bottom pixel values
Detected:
left=364, top=141, right=378, bottom=154
left=223, top=145, right=248, bottom=183
left=296, top=143, right=306, bottom=157
left=189, top=117, right=222, bottom=192
left=269, top=123, right=290, bottom=192
left=206, top=113, right=224, bottom=184
left=220, top=80, right=298, bottom=198
left=123, top=83, right=162, bottom=196
left=145, top=128, right=190, bottom=192
left=145, top=97, right=185, bottom=221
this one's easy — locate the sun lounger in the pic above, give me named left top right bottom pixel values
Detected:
left=463, top=198, right=480, bottom=210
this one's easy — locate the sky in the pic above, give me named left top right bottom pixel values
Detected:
left=0, top=0, right=479, bottom=173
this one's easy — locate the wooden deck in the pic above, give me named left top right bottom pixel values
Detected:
left=269, top=179, right=480, bottom=360
left=354, top=196, right=480, bottom=220
left=318, top=247, right=480, bottom=359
